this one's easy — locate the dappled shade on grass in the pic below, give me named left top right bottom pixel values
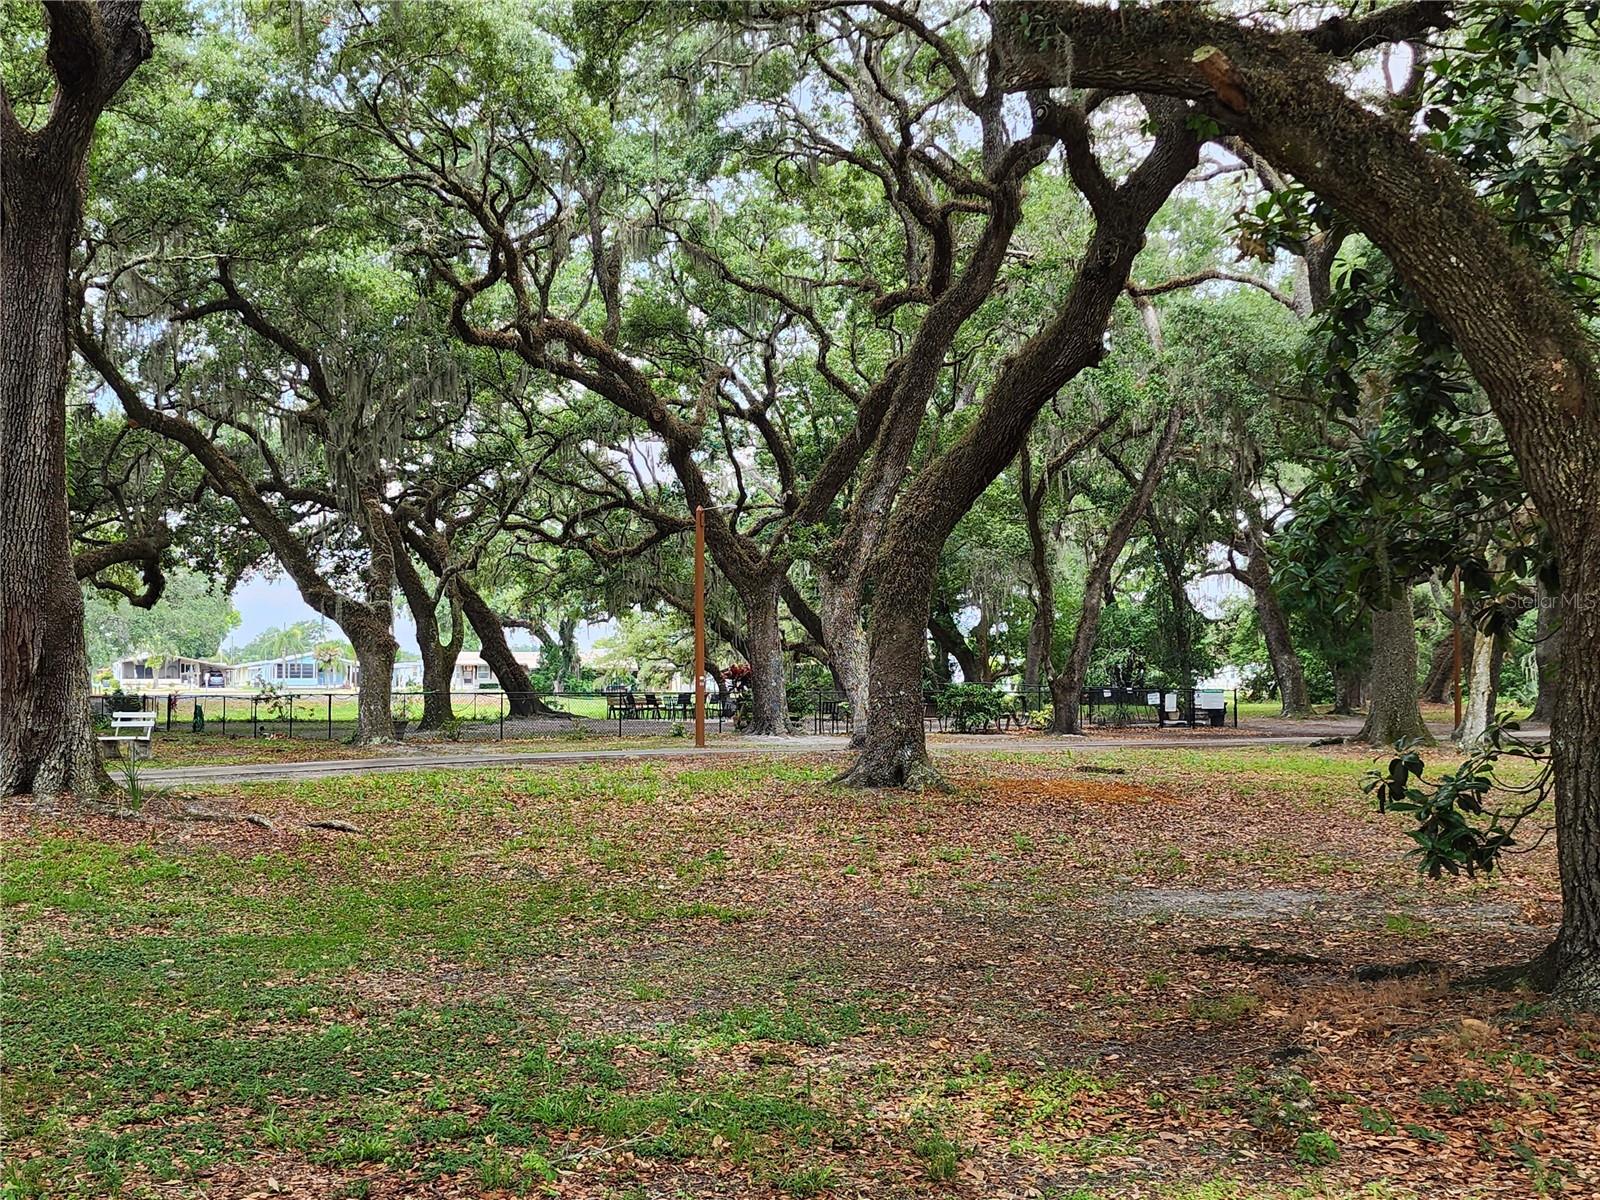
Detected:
left=3, top=749, right=1594, bottom=1197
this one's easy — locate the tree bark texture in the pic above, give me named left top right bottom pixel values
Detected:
left=1532, top=577, right=1562, bottom=724
left=1550, top=548, right=1600, bottom=1005
left=1421, top=630, right=1461, bottom=706
left=1356, top=591, right=1432, bottom=747
left=2, top=1, right=152, bottom=798
left=387, top=516, right=462, bottom=731
left=817, top=572, right=869, bottom=746
left=740, top=574, right=789, bottom=736
left=1239, top=535, right=1311, bottom=716
left=1457, top=627, right=1502, bottom=748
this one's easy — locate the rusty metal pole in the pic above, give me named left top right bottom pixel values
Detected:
left=1452, top=567, right=1464, bottom=729
left=694, top=505, right=707, bottom=748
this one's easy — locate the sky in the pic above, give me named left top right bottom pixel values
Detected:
left=226, top=572, right=610, bottom=658
left=229, top=566, right=1245, bottom=665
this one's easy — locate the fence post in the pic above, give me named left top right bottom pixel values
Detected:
left=1233, top=689, right=1239, bottom=728
left=499, top=693, right=505, bottom=741
left=252, top=696, right=258, bottom=738
left=221, top=694, right=227, bottom=736
left=327, top=693, right=333, bottom=741
left=289, top=696, right=295, bottom=738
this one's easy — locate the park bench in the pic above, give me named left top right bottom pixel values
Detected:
left=98, top=711, right=156, bottom=760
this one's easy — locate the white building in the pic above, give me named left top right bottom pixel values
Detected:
left=109, top=655, right=230, bottom=689
left=391, top=649, right=540, bottom=691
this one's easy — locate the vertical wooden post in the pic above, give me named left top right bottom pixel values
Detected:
left=1452, top=567, right=1464, bottom=729
left=694, top=505, right=707, bottom=748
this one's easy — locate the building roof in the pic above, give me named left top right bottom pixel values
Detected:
left=456, top=649, right=539, bottom=667
left=229, top=654, right=356, bottom=668
left=112, top=654, right=230, bottom=669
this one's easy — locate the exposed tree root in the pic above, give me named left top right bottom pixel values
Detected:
left=176, top=804, right=278, bottom=831
left=1551, top=957, right=1600, bottom=1012
left=305, top=818, right=361, bottom=833
left=1458, top=944, right=1558, bottom=994
left=834, top=752, right=951, bottom=792
left=1469, top=942, right=1600, bottom=1012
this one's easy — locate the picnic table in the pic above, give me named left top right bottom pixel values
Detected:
left=604, top=691, right=702, bottom=720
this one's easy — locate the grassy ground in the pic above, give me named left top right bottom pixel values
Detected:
left=4, top=746, right=1593, bottom=1198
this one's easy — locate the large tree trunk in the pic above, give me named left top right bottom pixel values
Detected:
left=1021, top=435, right=1053, bottom=700
left=352, top=634, right=398, bottom=743
left=447, top=576, right=569, bottom=719
left=1551, top=546, right=1600, bottom=1005
left=1048, top=639, right=1089, bottom=735
left=416, top=644, right=457, bottom=730
left=1240, top=540, right=1311, bottom=717
left=410, top=592, right=463, bottom=732
left=841, top=103, right=1198, bottom=785
left=1356, top=591, right=1432, bottom=747
left=836, top=544, right=943, bottom=789
left=1, top=141, right=104, bottom=799
left=1421, top=630, right=1459, bottom=705
left=1023, top=620, right=1047, bottom=694
left=2, top=2, right=152, bottom=799
left=387, top=516, right=462, bottom=731
left=1332, top=663, right=1362, bottom=715
left=345, top=499, right=398, bottom=744
left=1457, top=626, right=1502, bottom=748
left=740, top=575, right=790, bottom=736
left=817, top=573, right=869, bottom=747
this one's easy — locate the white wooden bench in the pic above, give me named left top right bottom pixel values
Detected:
left=98, top=711, right=156, bottom=760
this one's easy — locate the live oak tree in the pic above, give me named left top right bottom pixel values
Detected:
left=996, top=0, right=1600, bottom=1003
left=839, top=92, right=1200, bottom=784
left=75, top=257, right=416, bottom=744
left=2, top=0, right=152, bottom=799
left=313, top=1, right=1077, bottom=736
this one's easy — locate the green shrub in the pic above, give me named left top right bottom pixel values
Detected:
left=106, top=689, right=145, bottom=714
left=938, top=684, right=1006, bottom=733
